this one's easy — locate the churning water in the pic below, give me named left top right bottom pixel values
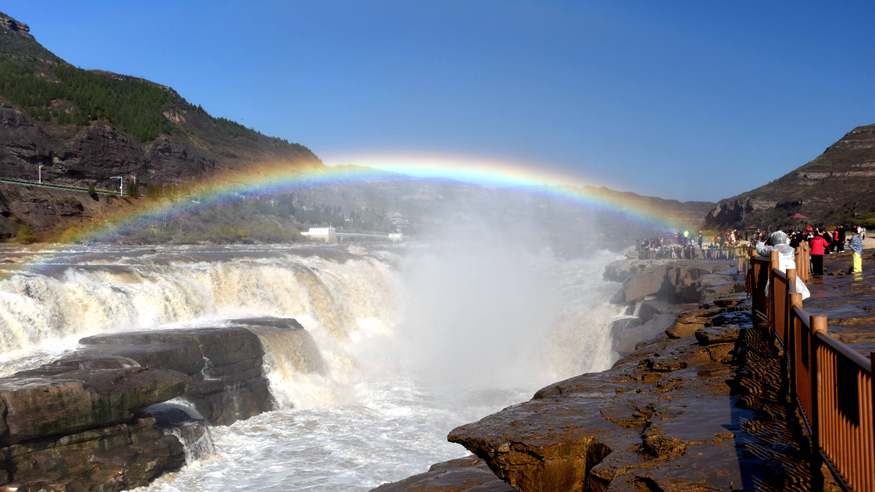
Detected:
left=0, top=242, right=624, bottom=491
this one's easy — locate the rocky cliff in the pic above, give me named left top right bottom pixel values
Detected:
left=704, top=123, right=875, bottom=230
left=604, top=258, right=738, bottom=304
left=0, top=12, right=321, bottom=193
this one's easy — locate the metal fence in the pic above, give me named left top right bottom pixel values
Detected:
left=750, top=249, right=874, bottom=492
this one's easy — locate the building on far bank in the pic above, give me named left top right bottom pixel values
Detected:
left=390, top=212, right=409, bottom=231
left=302, top=227, right=337, bottom=243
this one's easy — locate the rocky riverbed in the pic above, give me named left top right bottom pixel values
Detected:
left=372, top=257, right=839, bottom=492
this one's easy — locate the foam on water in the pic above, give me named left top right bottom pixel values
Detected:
left=0, top=243, right=625, bottom=490
left=138, top=379, right=534, bottom=492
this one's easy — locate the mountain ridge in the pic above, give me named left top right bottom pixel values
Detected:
left=704, top=123, right=875, bottom=230
left=0, top=11, right=321, bottom=193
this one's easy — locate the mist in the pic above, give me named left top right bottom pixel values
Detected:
left=355, top=190, right=626, bottom=397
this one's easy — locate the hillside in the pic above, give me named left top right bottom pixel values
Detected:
left=704, top=123, right=875, bottom=230
left=0, top=11, right=321, bottom=194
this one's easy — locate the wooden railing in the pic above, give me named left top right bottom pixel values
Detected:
left=750, top=250, right=874, bottom=492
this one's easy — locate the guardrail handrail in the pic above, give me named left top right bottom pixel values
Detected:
left=749, top=247, right=874, bottom=492
left=0, top=177, right=115, bottom=195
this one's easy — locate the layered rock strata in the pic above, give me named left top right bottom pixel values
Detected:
left=0, top=317, right=305, bottom=491
left=78, top=320, right=287, bottom=425
left=0, top=356, right=190, bottom=491
left=444, top=294, right=819, bottom=491
left=604, top=258, right=737, bottom=303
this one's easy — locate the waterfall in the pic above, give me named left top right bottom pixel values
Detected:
left=0, top=246, right=401, bottom=364
left=0, top=243, right=634, bottom=492
left=249, top=324, right=331, bottom=408
left=146, top=399, right=216, bottom=463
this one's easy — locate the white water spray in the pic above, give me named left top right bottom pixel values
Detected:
left=0, top=243, right=628, bottom=491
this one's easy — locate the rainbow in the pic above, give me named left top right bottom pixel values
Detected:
left=2, top=157, right=698, bottom=274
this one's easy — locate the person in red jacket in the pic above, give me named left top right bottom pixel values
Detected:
left=810, top=230, right=830, bottom=275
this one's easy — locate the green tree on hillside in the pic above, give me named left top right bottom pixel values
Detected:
left=126, top=180, right=140, bottom=198
left=16, top=224, right=36, bottom=244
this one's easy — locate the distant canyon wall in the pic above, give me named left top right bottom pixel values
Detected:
left=0, top=103, right=320, bottom=191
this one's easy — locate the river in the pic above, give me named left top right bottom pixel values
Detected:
left=0, top=241, right=624, bottom=491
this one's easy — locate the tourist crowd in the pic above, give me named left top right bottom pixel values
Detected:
left=754, top=224, right=867, bottom=275
left=637, top=230, right=743, bottom=260
left=637, top=224, right=867, bottom=272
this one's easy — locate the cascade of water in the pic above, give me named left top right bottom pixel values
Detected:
left=0, top=247, right=402, bottom=365
left=250, top=325, right=327, bottom=378
left=145, top=399, right=216, bottom=463
left=0, top=244, right=632, bottom=492
left=171, top=425, right=216, bottom=464
left=632, top=299, right=644, bottom=317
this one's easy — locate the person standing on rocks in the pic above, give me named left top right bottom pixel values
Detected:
left=809, top=231, right=829, bottom=276
left=837, top=225, right=847, bottom=252
left=849, top=227, right=863, bottom=274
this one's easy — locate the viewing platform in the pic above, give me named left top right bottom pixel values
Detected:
left=748, top=243, right=874, bottom=492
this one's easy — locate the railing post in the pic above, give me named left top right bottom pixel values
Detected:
left=803, top=242, right=811, bottom=283
left=781, top=268, right=796, bottom=398
left=752, top=259, right=759, bottom=318
left=770, top=251, right=780, bottom=334
left=788, top=291, right=803, bottom=401
left=811, top=315, right=828, bottom=489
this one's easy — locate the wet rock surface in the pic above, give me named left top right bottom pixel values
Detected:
left=373, top=269, right=831, bottom=492
left=606, top=259, right=736, bottom=303
left=0, top=356, right=190, bottom=491
left=0, top=357, right=189, bottom=444
left=371, top=455, right=517, bottom=492
left=803, top=247, right=875, bottom=354
left=0, top=317, right=303, bottom=491
left=79, top=320, right=280, bottom=426
left=445, top=302, right=819, bottom=492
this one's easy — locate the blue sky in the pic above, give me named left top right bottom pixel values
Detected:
left=3, top=1, right=873, bottom=202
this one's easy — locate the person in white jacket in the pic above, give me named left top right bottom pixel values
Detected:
left=756, top=230, right=811, bottom=300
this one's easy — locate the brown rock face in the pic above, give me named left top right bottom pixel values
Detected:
left=0, top=358, right=189, bottom=445
left=371, top=455, right=517, bottom=492
left=4, top=417, right=185, bottom=492
left=0, top=319, right=306, bottom=490
left=611, top=260, right=734, bottom=304
left=79, top=322, right=281, bottom=426
left=62, top=123, right=149, bottom=182
left=0, top=104, right=54, bottom=177
left=443, top=300, right=817, bottom=492
left=0, top=356, right=190, bottom=491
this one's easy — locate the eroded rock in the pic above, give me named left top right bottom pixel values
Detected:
left=3, top=416, right=184, bottom=491
left=436, top=298, right=817, bottom=492
left=0, top=358, right=189, bottom=444
left=0, top=356, right=190, bottom=491
left=611, top=260, right=737, bottom=304
left=695, top=325, right=742, bottom=345
left=371, top=455, right=517, bottom=492
left=79, top=325, right=274, bottom=425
